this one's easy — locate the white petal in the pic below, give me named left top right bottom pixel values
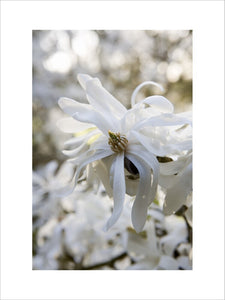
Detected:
left=163, top=162, right=192, bottom=215
left=125, top=175, right=139, bottom=196
left=141, top=95, right=174, bottom=113
left=85, top=78, right=127, bottom=119
left=170, top=139, right=192, bottom=153
left=129, top=144, right=159, bottom=171
left=92, top=160, right=113, bottom=198
left=130, top=130, right=168, bottom=157
left=78, top=74, right=122, bottom=129
left=89, top=136, right=111, bottom=151
left=64, top=130, right=99, bottom=148
left=125, top=153, right=154, bottom=233
left=105, top=153, right=125, bottom=230
left=58, top=149, right=110, bottom=197
left=131, top=81, right=164, bottom=107
left=74, top=149, right=113, bottom=187
left=58, top=97, right=114, bottom=135
left=77, top=73, right=101, bottom=90
left=56, top=117, right=94, bottom=133
left=158, top=174, right=178, bottom=189
left=133, top=113, right=192, bottom=131
left=62, top=142, right=89, bottom=157
left=159, top=158, right=188, bottom=176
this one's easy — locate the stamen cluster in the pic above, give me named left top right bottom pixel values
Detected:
left=108, top=130, right=128, bottom=153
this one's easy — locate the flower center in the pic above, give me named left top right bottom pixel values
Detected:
left=108, top=130, right=128, bottom=153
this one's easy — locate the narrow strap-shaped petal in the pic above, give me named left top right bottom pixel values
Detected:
left=56, top=117, right=95, bottom=133
left=58, top=97, right=114, bottom=135
left=62, top=142, right=89, bottom=157
left=77, top=73, right=122, bottom=129
left=126, top=146, right=159, bottom=232
left=74, top=149, right=113, bottom=187
left=64, top=129, right=99, bottom=149
left=133, top=113, right=192, bottom=131
left=85, top=78, right=127, bottom=120
left=77, top=73, right=101, bottom=90
left=131, top=81, right=164, bottom=107
left=142, top=95, right=174, bottom=113
left=104, top=152, right=125, bottom=230
left=128, top=144, right=159, bottom=172
left=130, top=130, right=170, bottom=157
left=125, top=154, right=152, bottom=233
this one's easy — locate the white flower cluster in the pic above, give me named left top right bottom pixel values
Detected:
left=33, top=161, right=192, bottom=270
left=58, top=74, right=192, bottom=233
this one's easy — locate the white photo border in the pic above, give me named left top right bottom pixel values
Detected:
left=1, top=1, right=224, bottom=300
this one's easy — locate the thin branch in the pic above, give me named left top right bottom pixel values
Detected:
left=81, top=251, right=128, bottom=270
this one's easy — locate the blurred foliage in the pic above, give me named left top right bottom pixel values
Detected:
left=33, top=30, right=192, bottom=169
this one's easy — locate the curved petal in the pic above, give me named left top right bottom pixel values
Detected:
left=131, top=81, right=164, bottom=107
left=126, top=151, right=158, bottom=233
left=104, top=153, right=125, bottom=230
left=74, top=149, right=114, bottom=187
left=64, top=129, right=99, bottom=149
left=62, top=142, right=89, bottom=157
left=159, top=158, right=188, bottom=176
left=142, top=95, right=174, bottom=113
left=125, top=154, right=151, bottom=232
left=58, top=97, right=114, bottom=135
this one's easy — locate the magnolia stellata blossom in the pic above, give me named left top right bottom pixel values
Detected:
left=58, top=74, right=191, bottom=232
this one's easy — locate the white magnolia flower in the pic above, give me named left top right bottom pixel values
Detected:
left=58, top=74, right=191, bottom=232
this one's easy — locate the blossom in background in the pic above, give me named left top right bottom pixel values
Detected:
left=161, top=151, right=192, bottom=215
left=58, top=74, right=192, bottom=232
left=33, top=160, right=75, bottom=228
left=126, top=215, right=191, bottom=270
left=33, top=167, right=191, bottom=270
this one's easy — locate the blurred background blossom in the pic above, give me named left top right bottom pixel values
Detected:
left=33, top=30, right=192, bottom=270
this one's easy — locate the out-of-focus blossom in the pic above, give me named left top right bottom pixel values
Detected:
left=33, top=179, right=131, bottom=270
left=33, top=161, right=75, bottom=228
left=126, top=217, right=191, bottom=270
left=33, top=161, right=192, bottom=270
left=58, top=74, right=191, bottom=232
left=159, top=151, right=192, bottom=215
